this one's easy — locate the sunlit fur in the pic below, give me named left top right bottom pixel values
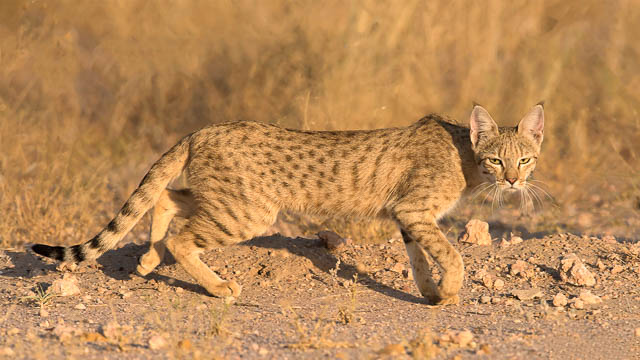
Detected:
left=470, top=105, right=550, bottom=213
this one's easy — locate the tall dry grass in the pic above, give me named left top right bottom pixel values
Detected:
left=1, top=0, right=638, bottom=247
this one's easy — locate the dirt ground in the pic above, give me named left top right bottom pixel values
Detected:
left=1, top=202, right=639, bottom=360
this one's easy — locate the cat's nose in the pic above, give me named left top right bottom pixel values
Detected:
left=505, top=177, right=517, bottom=185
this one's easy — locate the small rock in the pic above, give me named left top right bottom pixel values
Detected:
left=510, top=260, right=532, bottom=278
left=451, top=330, right=474, bottom=347
left=402, top=269, right=413, bottom=280
left=49, top=273, right=81, bottom=297
left=101, top=321, right=121, bottom=340
left=579, top=290, right=602, bottom=305
left=511, top=288, right=543, bottom=301
left=7, top=328, right=19, bottom=336
left=611, top=265, right=624, bottom=275
left=553, top=293, right=568, bottom=307
left=74, top=303, right=86, bottom=310
left=493, top=279, right=505, bottom=290
left=571, top=298, right=585, bottom=310
left=510, top=236, right=523, bottom=244
left=477, top=344, right=491, bottom=355
left=318, top=230, right=347, bottom=251
left=53, top=324, right=78, bottom=341
left=149, top=335, right=168, bottom=350
left=559, top=253, right=596, bottom=287
left=391, top=262, right=404, bottom=273
left=482, top=274, right=493, bottom=289
left=635, top=328, right=640, bottom=337
left=602, top=235, right=617, bottom=244
left=480, top=296, right=491, bottom=304
left=499, top=238, right=511, bottom=248
left=491, top=297, right=502, bottom=305
left=258, top=347, right=269, bottom=356
left=39, top=321, right=51, bottom=328
left=596, top=259, right=606, bottom=271
left=459, top=220, right=492, bottom=246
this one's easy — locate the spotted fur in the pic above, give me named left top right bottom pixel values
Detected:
left=32, top=104, right=544, bottom=304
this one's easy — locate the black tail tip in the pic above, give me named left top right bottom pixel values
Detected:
left=32, top=244, right=65, bottom=261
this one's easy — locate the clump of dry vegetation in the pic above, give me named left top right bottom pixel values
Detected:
left=1, top=0, right=639, bottom=247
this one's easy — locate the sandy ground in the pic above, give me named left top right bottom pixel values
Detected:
left=1, top=212, right=640, bottom=360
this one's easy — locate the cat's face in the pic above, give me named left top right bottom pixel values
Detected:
left=469, top=104, right=544, bottom=194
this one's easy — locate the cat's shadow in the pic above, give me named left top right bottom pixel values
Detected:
left=242, top=234, right=428, bottom=305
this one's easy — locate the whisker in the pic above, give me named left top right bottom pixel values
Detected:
left=531, top=186, right=546, bottom=209
left=480, top=184, right=496, bottom=208
left=527, top=182, right=556, bottom=202
left=470, top=182, right=494, bottom=200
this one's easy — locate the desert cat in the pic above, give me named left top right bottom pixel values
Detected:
left=32, top=104, right=544, bottom=305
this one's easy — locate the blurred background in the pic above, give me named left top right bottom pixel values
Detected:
left=0, top=0, right=638, bottom=247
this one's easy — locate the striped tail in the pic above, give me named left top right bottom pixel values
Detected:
left=32, top=134, right=192, bottom=263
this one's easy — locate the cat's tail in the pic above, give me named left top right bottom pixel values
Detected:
left=32, top=134, right=192, bottom=263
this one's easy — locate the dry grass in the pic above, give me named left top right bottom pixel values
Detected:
left=1, top=0, right=639, bottom=247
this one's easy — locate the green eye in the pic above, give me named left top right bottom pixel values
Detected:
left=488, top=158, right=502, bottom=165
left=519, top=158, right=531, bottom=165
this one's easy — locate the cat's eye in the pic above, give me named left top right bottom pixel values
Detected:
left=488, top=158, right=502, bottom=165
left=519, top=158, right=531, bottom=165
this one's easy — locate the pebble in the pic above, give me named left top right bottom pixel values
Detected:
left=74, top=303, right=86, bottom=310
left=318, top=230, right=347, bottom=251
left=493, top=279, right=505, bottom=290
left=148, top=335, right=168, bottom=350
left=451, top=330, right=474, bottom=347
left=559, top=253, right=596, bottom=287
left=571, top=299, right=585, bottom=310
left=402, top=269, right=413, bottom=280
left=553, top=293, right=568, bottom=307
left=49, top=273, right=81, bottom=297
left=482, top=274, right=493, bottom=288
left=510, top=236, right=523, bottom=244
left=579, top=290, right=602, bottom=305
left=510, top=260, right=532, bottom=278
left=611, top=265, right=624, bottom=275
left=635, top=328, right=640, bottom=337
left=391, top=262, right=404, bottom=273
left=480, top=296, right=491, bottom=304
left=101, top=321, right=121, bottom=340
left=459, top=219, right=492, bottom=245
left=511, top=288, right=543, bottom=301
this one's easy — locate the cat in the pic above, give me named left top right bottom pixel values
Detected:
left=32, top=104, right=544, bottom=305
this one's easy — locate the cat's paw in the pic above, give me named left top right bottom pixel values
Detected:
left=206, top=280, right=242, bottom=298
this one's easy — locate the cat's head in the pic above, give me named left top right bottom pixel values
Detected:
left=469, top=104, right=544, bottom=191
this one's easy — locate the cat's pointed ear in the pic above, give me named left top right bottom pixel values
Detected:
left=517, top=104, right=544, bottom=146
left=469, top=105, right=499, bottom=149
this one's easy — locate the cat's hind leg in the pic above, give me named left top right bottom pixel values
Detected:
left=137, top=189, right=195, bottom=276
left=165, top=229, right=242, bottom=297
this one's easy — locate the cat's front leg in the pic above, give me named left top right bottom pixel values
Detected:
left=396, top=214, right=464, bottom=305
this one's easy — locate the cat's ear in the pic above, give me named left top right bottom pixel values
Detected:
left=469, top=105, right=499, bottom=149
left=517, top=104, right=544, bottom=146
